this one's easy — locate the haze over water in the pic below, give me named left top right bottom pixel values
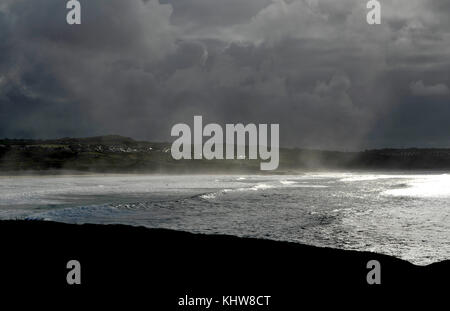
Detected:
left=0, top=172, right=449, bottom=265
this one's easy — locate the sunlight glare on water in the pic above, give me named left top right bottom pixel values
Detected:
left=384, top=174, right=450, bottom=197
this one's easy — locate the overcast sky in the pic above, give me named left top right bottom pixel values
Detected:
left=0, top=0, right=449, bottom=149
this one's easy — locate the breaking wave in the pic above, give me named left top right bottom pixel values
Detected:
left=199, top=183, right=275, bottom=200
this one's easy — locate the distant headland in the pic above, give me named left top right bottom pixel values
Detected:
left=1, top=135, right=450, bottom=174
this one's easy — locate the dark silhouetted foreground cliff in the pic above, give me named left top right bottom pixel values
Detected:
left=0, top=220, right=447, bottom=307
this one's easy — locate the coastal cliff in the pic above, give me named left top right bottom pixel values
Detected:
left=0, top=220, right=447, bottom=307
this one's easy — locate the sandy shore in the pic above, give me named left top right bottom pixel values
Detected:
left=0, top=220, right=447, bottom=307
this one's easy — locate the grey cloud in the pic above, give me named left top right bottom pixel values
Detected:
left=160, top=0, right=272, bottom=27
left=0, top=0, right=449, bottom=149
left=410, top=81, right=449, bottom=96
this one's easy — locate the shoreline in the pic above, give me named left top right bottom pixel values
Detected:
left=2, top=168, right=450, bottom=177
left=0, top=220, right=447, bottom=305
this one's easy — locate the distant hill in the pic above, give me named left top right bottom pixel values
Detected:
left=1, top=135, right=450, bottom=173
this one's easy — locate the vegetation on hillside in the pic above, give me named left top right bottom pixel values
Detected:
left=1, top=135, right=450, bottom=173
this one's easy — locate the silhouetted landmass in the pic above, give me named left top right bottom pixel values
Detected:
left=0, top=220, right=447, bottom=306
left=1, top=135, right=450, bottom=173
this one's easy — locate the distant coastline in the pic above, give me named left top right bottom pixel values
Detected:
left=2, top=135, right=450, bottom=174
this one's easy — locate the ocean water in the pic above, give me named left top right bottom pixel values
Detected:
left=0, top=172, right=449, bottom=265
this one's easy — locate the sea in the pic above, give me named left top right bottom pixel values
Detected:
left=0, top=172, right=449, bottom=265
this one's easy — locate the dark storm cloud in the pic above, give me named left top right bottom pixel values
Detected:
left=160, top=0, right=272, bottom=28
left=0, top=0, right=449, bottom=148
